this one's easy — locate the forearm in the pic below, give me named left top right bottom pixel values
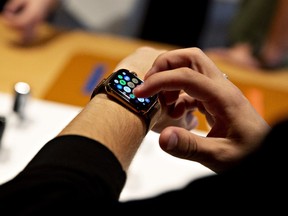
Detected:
left=58, top=93, right=146, bottom=171
left=59, top=47, right=165, bottom=171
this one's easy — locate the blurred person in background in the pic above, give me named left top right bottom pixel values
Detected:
left=207, top=0, right=288, bottom=70
left=137, top=0, right=212, bottom=47
left=1, top=0, right=213, bottom=48
left=0, top=0, right=150, bottom=45
left=0, top=0, right=60, bottom=44
left=4, top=0, right=287, bottom=70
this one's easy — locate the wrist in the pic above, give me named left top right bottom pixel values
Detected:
left=90, top=69, right=161, bottom=134
left=91, top=93, right=147, bottom=137
left=59, top=93, right=146, bottom=170
left=88, top=92, right=146, bottom=143
left=91, top=94, right=148, bottom=169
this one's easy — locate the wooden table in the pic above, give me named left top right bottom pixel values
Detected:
left=1, top=18, right=288, bottom=131
left=0, top=18, right=177, bottom=99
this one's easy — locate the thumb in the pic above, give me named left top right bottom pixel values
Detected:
left=159, top=127, right=200, bottom=160
left=159, top=127, right=236, bottom=173
left=159, top=127, right=219, bottom=170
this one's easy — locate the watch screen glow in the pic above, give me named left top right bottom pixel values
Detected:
left=110, top=69, right=158, bottom=111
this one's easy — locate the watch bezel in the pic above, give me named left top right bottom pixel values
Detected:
left=105, top=69, right=159, bottom=115
left=90, top=69, right=161, bottom=133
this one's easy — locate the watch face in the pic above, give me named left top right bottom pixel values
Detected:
left=107, top=69, right=158, bottom=113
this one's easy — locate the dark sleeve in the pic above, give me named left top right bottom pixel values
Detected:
left=118, top=119, right=287, bottom=214
left=138, top=0, right=212, bottom=47
left=0, top=119, right=286, bottom=214
left=0, top=135, right=126, bottom=215
left=0, top=0, right=8, bottom=11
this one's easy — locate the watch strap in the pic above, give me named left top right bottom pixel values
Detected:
left=90, top=72, right=161, bottom=134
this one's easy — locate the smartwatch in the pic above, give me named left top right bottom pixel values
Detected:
left=90, top=69, right=161, bottom=133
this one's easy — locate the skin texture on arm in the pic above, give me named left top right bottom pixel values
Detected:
left=134, top=47, right=271, bottom=173
left=58, top=94, right=145, bottom=171
left=58, top=47, right=199, bottom=171
left=58, top=47, right=165, bottom=171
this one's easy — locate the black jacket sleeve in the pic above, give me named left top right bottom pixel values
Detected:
left=0, top=135, right=126, bottom=215
left=0, top=119, right=287, bottom=214
left=118, top=118, right=288, bottom=214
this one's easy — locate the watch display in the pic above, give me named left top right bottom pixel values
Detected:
left=106, top=69, right=158, bottom=114
left=90, top=68, right=161, bottom=133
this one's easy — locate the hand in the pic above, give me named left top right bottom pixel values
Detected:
left=134, top=47, right=271, bottom=173
left=115, top=47, right=198, bottom=132
left=2, top=0, right=59, bottom=43
left=151, top=91, right=199, bottom=133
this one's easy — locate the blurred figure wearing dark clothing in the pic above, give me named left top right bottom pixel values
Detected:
left=0, top=0, right=8, bottom=11
left=138, top=0, right=212, bottom=47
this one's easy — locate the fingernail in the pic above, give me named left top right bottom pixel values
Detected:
left=133, top=84, right=143, bottom=94
left=134, top=84, right=143, bottom=90
left=166, top=132, right=178, bottom=150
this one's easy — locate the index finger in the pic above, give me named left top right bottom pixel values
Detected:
left=145, top=47, right=224, bottom=80
left=135, top=67, right=221, bottom=104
